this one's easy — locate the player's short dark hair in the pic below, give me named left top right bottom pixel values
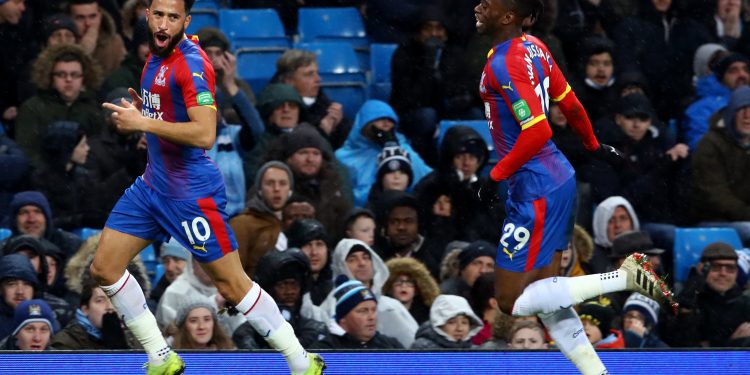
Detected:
left=147, top=0, right=195, bottom=13
left=503, top=0, right=545, bottom=25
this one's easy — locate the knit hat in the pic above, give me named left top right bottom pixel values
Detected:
left=334, top=275, right=376, bottom=322
left=175, top=295, right=217, bottom=327
left=724, top=85, right=750, bottom=134
left=160, top=238, right=190, bottom=261
left=0, top=254, right=39, bottom=287
left=458, top=240, right=496, bottom=270
left=3, top=235, right=44, bottom=257
left=283, top=124, right=328, bottom=158
left=257, top=83, right=304, bottom=120
left=376, top=142, right=413, bottom=184
left=623, top=292, right=660, bottom=327
left=712, top=53, right=750, bottom=80
left=11, top=299, right=60, bottom=336
left=286, top=218, right=327, bottom=248
left=42, top=13, right=78, bottom=42
left=700, top=241, right=738, bottom=262
left=253, top=161, right=294, bottom=197
left=578, top=297, right=615, bottom=336
left=610, top=231, right=665, bottom=259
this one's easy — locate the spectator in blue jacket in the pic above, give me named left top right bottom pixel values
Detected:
left=335, top=100, right=432, bottom=207
left=683, top=51, right=749, bottom=150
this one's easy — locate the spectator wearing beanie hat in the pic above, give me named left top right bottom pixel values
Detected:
left=578, top=297, right=625, bottom=349
left=692, top=85, right=750, bottom=246
left=622, top=292, right=668, bottom=348
left=439, top=240, right=495, bottom=300
left=285, top=218, right=333, bottom=306
left=414, top=125, right=502, bottom=244
left=230, top=161, right=294, bottom=278
left=684, top=52, right=750, bottom=150
left=264, top=124, right=353, bottom=237
left=243, top=83, right=307, bottom=184
left=0, top=299, right=59, bottom=350
left=0, top=254, right=41, bottom=338
left=42, top=13, right=78, bottom=48
left=367, top=142, right=413, bottom=206
left=150, top=239, right=190, bottom=305
left=342, top=208, right=377, bottom=247
left=170, top=295, right=235, bottom=350
left=311, top=276, right=402, bottom=349
left=668, top=241, right=750, bottom=347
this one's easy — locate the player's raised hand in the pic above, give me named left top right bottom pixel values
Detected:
left=103, top=98, right=144, bottom=134
left=128, top=87, right=143, bottom=111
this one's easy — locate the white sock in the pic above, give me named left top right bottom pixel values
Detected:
left=236, top=282, right=309, bottom=373
left=101, top=271, right=170, bottom=365
left=539, top=307, right=607, bottom=375
left=512, top=271, right=627, bottom=316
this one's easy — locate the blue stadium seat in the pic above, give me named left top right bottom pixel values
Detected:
left=320, top=81, right=368, bottom=119
left=236, top=48, right=286, bottom=95
left=369, top=43, right=397, bottom=101
left=152, top=264, right=165, bottom=286
left=193, top=0, right=221, bottom=10
left=673, top=227, right=743, bottom=283
left=71, top=227, right=102, bottom=240
left=220, top=9, right=289, bottom=93
left=186, top=9, right=219, bottom=35
left=219, top=9, right=288, bottom=49
left=297, top=7, right=369, bottom=69
left=0, top=228, right=11, bottom=241
left=437, top=120, right=495, bottom=155
left=140, top=244, right=159, bottom=280
left=293, top=42, right=365, bottom=83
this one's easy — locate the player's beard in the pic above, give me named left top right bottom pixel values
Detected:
left=149, top=25, right=185, bottom=58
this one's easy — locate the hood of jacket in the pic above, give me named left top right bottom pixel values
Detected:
left=253, top=248, right=310, bottom=294
left=428, top=294, right=483, bottom=342
left=9, top=191, right=54, bottom=237
left=414, top=321, right=474, bottom=349
left=383, top=257, right=440, bottom=306
left=64, top=233, right=151, bottom=294
left=439, top=125, right=489, bottom=172
left=592, top=196, right=640, bottom=247
left=331, top=239, right=389, bottom=296
left=335, top=100, right=433, bottom=207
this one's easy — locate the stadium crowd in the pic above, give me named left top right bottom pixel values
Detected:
left=0, top=0, right=749, bottom=352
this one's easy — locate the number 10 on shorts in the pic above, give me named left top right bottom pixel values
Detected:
left=181, top=217, right=212, bottom=252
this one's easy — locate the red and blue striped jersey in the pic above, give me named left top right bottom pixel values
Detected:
left=139, top=37, right=223, bottom=199
left=480, top=34, right=575, bottom=201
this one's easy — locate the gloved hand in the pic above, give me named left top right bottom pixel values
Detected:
left=101, top=311, right=128, bottom=349
left=593, top=143, right=625, bottom=167
left=477, top=184, right=501, bottom=210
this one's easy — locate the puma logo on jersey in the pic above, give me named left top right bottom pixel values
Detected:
left=192, top=72, right=205, bottom=80
left=501, top=81, right=514, bottom=91
left=192, top=242, right=207, bottom=253
left=503, top=247, right=515, bottom=261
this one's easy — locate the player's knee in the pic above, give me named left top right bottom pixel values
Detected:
left=495, top=289, right=519, bottom=316
left=89, top=260, right=112, bottom=285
